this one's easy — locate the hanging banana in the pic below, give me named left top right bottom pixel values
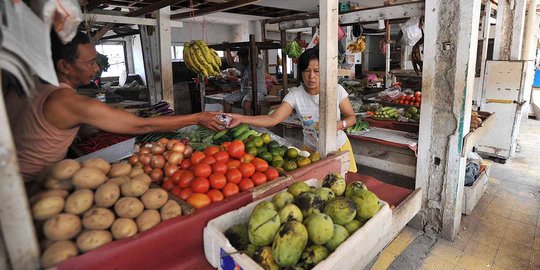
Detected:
left=346, top=36, right=366, bottom=53
left=182, top=40, right=223, bottom=77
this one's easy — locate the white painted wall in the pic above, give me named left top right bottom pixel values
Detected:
left=171, top=22, right=235, bottom=44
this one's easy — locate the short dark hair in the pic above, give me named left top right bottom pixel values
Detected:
left=297, top=47, right=319, bottom=83
left=50, top=30, right=91, bottom=71
left=237, top=47, right=249, bottom=57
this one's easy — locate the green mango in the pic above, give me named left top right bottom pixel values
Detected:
left=301, top=245, right=329, bottom=266
left=303, top=213, right=334, bottom=245
left=279, top=203, right=303, bottom=223
left=350, top=189, right=380, bottom=221
left=323, top=197, right=357, bottom=225
left=272, top=191, right=294, bottom=210
left=325, top=224, right=350, bottom=252
left=322, top=173, right=346, bottom=196
left=248, top=201, right=281, bottom=246
left=271, top=221, right=308, bottom=267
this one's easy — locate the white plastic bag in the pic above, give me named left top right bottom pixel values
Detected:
left=31, top=0, right=83, bottom=44
left=400, top=17, right=422, bottom=46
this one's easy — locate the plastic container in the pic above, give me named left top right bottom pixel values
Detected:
left=203, top=179, right=392, bottom=270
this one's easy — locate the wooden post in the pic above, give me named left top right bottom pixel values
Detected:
left=158, top=6, right=174, bottom=110
left=140, top=25, right=163, bottom=104
left=280, top=30, right=288, bottom=99
left=0, top=74, right=40, bottom=270
left=250, top=35, right=259, bottom=115
left=318, top=0, right=339, bottom=157
left=261, top=21, right=269, bottom=74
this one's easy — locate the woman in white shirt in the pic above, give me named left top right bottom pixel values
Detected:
left=229, top=47, right=358, bottom=172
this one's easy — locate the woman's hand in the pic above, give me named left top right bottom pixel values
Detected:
left=197, top=112, right=225, bottom=131
left=227, top=113, right=244, bottom=128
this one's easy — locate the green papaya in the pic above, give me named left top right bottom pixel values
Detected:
left=248, top=201, right=281, bottom=246
left=271, top=221, right=308, bottom=267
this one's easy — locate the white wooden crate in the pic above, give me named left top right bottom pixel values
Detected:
left=203, top=179, right=392, bottom=270
left=462, top=168, right=489, bottom=215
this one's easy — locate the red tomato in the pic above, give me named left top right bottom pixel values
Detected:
left=238, top=163, right=256, bottom=178
left=221, top=141, right=231, bottom=150
left=191, top=151, right=206, bottom=165
left=204, top=146, right=220, bottom=156
left=207, top=189, right=224, bottom=202
left=201, top=156, right=217, bottom=165
left=170, top=186, right=182, bottom=197
left=193, top=163, right=212, bottom=178
left=226, top=160, right=241, bottom=169
left=222, top=183, right=239, bottom=197
left=170, top=170, right=184, bottom=184
left=187, top=193, right=211, bottom=209
left=226, top=168, right=243, bottom=184
left=414, top=102, right=420, bottom=107
left=251, top=158, right=269, bottom=172
left=179, top=188, right=192, bottom=200
left=414, top=91, right=422, bottom=98
left=251, top=172, right=267, bottom=186
left=209, top=173, right=227, bottom=189
left=417, top=97, right=421, bottom=103
left=191, top=177, right=210, bottom=193
left=238, top=178, right=254, bottom=192
left=214, top=151, right=230, bottom=163
left=161, top=179, right=175, bottom=191
left=178, top=171, right=195, bottom=188
left=212, top=161, right=228, bottom=174
left=265, top=168, right=279, bottom=181
left=227, top=140, right=245, bottom=159
left=180, top=159, right=192, bottom=170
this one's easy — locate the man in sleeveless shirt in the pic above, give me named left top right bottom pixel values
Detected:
left=7, top=31, right=224, bottom=184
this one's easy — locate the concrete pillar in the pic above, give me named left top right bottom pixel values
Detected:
left=414, top=0, right=481, bottom=240
left=158, top=7, right=174, bottom=108
left=232, top=22, right=249, bottom=42
left=493, top=0, right=527, bottom=60
left=522, top=0, right=539, bottom=61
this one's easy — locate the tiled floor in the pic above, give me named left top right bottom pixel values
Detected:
left=372, top=119, right=540, bottom=270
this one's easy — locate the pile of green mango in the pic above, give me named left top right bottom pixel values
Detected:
left=224, top=173, right=381, bottom=269
left=403, top=106, right=420, bottom=122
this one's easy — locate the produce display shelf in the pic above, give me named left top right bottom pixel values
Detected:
left=362, top=96, right=421, bottom=110
left=361, top=117, right=419, bottom=134
left=461, top=112, right=496, bottom=157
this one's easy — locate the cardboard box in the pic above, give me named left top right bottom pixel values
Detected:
left=203, top=179, right=391, bottom=270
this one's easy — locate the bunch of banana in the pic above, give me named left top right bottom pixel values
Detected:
left=183, top=40, right=222, bottom=77
left=347, top=36, right=366, bottom=53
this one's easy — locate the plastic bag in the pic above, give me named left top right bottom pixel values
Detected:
left=32, top=0, right=83, bottom=44
left=400, top=17, right=422, bottom=46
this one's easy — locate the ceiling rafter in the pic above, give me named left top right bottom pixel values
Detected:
left=170, top=0, right=258, bottom=19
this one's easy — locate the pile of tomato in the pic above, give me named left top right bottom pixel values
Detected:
left=393, top=91, right=422, bottom=107
left=160, top=140, right=280, bottom=209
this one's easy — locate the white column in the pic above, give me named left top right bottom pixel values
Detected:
left=414, top=0, right=481, bottom=240
left=318, top=0, right=339, bottom=157
left=158, top=7, right=174, bottom=108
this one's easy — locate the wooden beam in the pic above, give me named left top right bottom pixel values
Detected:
left=318, top=0, right=339, bottom=157
left=84, top=0, right=109, bottom=12
left=127, top=0, right=182, bottom=17
left=91, top=24, right=115, bottom=44
left=170, top=0, right=258, bottom=19
left=84, top=13, right=183, bottom=27
left=339, top=1, right=425, bottom=25
left=278, top=18, right=320, bottom=30
left=264, top=12, right=318, bottom=24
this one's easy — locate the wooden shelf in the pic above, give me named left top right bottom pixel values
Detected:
left=461, top=112, right=496, bottom=157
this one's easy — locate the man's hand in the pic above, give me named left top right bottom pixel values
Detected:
left=197, top=111, right=225, bottom=131
left=227, top=113, right=243, bottom=128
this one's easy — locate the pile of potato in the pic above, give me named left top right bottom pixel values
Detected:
left=32, top=158, right=183, bottom=268
left=470, top=111, right=483, bottom=131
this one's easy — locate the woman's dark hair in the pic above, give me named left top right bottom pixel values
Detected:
left=297, top=47, right=319, bottom=83
left=50, top=30, right=91, bottom=71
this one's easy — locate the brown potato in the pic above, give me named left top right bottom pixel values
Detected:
left=109, top=163, right=132, bottom=178
left=82, top=208, right=115, bottom=230
left=107, top=176, right=130, bottom=186
left=141, top=188, right=168, bottom=209
left=111, top=218, right=138, bottom=240
left=64, top=189, right=94, bottom=215
left=114, top=197, right=144, bottom=218
left=72, top=167, right=107, bottom=189
left=131, top=174, right=152, bottom=186
left=40, top=240, right=78, bottom=268
left=44, top=176, right=73, bottom=191
left=50, top=159, right=81, bottom=180
left=43, top=213, right=82, bottom=241
left=160, top=200, right=182, bottom=221
left=136, top=210, right=161, bottom=232
left=94, top=182, right=120, bottom=207
left=129, top=167, right=144, bottom=178
left=82, top=158, right=111, bottom=174
left=30, top=190, right=69, bottom=204
left=76, top=230, right=112, bottom=253
left=32, top=196, right=65, bottom=221
left=120, top=179, right=149, bottom=197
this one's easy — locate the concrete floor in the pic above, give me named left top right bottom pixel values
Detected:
left=370, top=119, right=540, bottom=270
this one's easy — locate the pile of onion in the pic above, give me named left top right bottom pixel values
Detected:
left=129, top=138, right=193, bottom=183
